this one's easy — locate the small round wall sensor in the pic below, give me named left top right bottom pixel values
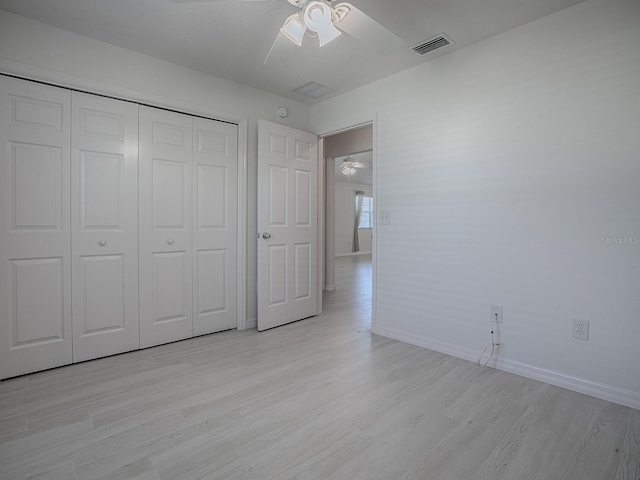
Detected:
left=277, top=106, right=289, bottom=118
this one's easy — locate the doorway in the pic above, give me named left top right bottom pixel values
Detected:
left=321, top=124, right=374, bottom=328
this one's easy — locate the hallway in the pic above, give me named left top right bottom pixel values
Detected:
left=322, top=254, right=372, bottom=323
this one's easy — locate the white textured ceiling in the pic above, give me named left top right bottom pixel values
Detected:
left=0, top=0, right=586, bottom=104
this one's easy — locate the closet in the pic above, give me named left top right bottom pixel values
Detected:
left=138, top=107, right=238, bottom=349
left=0, top=76, right=238, bottom=379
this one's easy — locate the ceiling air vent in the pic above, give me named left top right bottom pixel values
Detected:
left=291, top=82, right=336, bottom=99
left=411, top=33, right=454, bottom=56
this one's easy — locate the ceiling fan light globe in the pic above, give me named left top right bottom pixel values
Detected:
left=316, top=22, right=341, bottom=47
left=303, top=1, right=330, bottom=28
left=280, top=13, right=306, bottom=46
left=342, top=161, right=356, bottom=175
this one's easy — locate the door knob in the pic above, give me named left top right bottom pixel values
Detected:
left=99, top=240, right=107, bottom=246
left=262, top=232, right=271, bottom=240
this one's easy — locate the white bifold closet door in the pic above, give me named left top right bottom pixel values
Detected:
left=139, top=107, right=237, bottom=348
left=139, top=107, right=193, bottom=348
left=71, top=92, right=139, bottom=362
left=0, top=76, right=239, bottom=377
left=0, top=77, right=72, bottom=378
left=192, top=116, right=238, bottom=336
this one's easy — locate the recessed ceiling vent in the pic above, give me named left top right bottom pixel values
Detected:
left=291, top=81, right=336, bottom=99
left=411, top=33, right=454, bottom=56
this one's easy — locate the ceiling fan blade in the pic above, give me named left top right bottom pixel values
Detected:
left=264, top=32, right=295, bottom=64
left=352, top=162, right=372, bottom=170
left=333, top=3, right=404, bottom=56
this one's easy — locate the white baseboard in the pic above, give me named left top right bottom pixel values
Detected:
left=335, top=251, right=372, bottom=258
left=245, top=317, right=257, bottom=330
left=373, top=324, right=640, bottom=410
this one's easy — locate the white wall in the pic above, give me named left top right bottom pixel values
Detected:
left=0, top=10, right=312, bottom=326
left=312, top=0, right=640, bottom=407
left=324, top=127, right=373, bottom=159
left=335, top=182, right=373, bottom=256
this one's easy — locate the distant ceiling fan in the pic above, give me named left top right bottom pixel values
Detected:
left=336, top=155, right=372, bottom=175
left=168, top=0, right=404, bottom=63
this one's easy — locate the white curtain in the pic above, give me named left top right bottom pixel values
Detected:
left=353, top=190, right=364, bottom=253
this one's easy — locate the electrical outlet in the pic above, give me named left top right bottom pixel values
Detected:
left=572, top=319, right=589, bottom=340
left=491, top=305, right=503, bottom=324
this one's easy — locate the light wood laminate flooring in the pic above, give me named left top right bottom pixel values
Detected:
left=1, top=255, right=638, bottom=479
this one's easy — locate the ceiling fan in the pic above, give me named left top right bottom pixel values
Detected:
left=168, top=0, right=404, bottom=63
left=336, top=155, right=372, bottom=175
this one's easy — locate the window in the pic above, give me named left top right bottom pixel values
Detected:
left=358, top=196, right=374, bottom=228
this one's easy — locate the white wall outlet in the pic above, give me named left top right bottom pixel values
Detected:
left=491, top=305, right=503, bottom=324
left=572, top=319, right=589, bottom=340
left=379, top=211, right=391, bottom=225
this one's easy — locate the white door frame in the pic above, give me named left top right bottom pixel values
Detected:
left=0, top=61, right=249, bottom=330
left=315, top=113, right=378, bottom=332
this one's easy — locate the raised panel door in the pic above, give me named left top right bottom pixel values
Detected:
left=257, top=120, right=318, bottom=331
left=71, top=92, right=139, bottom=362
left=0, top=76, right=72, bottom=378
left=192, top=118, right=237, bottom=335
left=139, top=107, right=193, bottom=348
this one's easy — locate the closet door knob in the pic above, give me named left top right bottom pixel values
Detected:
left=262, top=232, right=271, bottom=240
left=167, top=239, right=174, bottom=245
left=99, top=240, right=107, bottom=246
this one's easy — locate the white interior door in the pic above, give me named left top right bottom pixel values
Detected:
left=0, top=76, right=72, bottom=378
left=71, top=92, right=139, bottom=362
left=257, top=120, right=318, bottom=331
left=192, top=117, right=238, bottom=336
left=139, top=106, right=193, bottom=348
